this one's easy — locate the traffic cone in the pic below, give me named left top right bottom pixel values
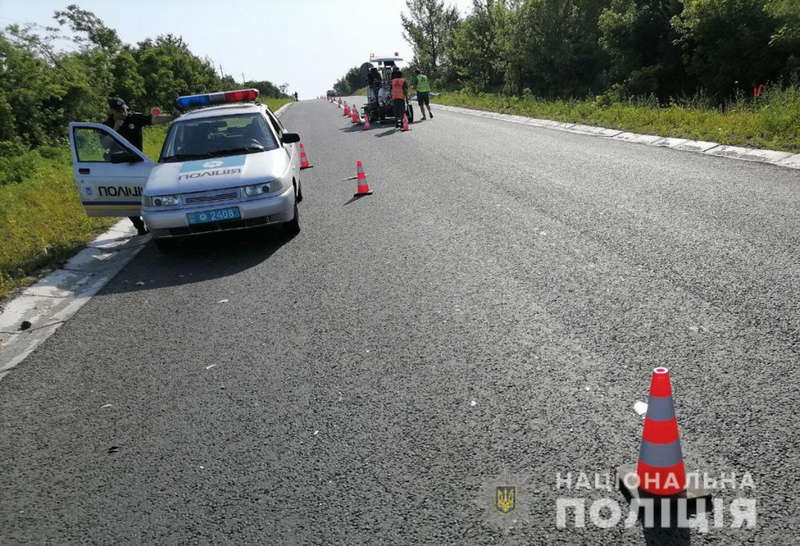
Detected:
left=401, top=113, right=410, bottom=132
left=352, top=108, right=361, bottom=124
left=363, top=113, right=371, bottom=130
left=353, top=161, right=372, bottom=197
left=299, top=143, right=311, bottom=170
left=617, top=367, right=710, bottom=514
left=344, top=103, right=350, bottom=116
left=636, top=367, right=686, bottom=496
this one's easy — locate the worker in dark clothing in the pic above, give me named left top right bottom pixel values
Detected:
left=367, top=66, right=382, bottom=104
left=390, top=69, right=409, bottom=128
left=103, top=97, right=171, bottom=235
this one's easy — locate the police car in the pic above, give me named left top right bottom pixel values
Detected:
left=68, top=89, right=304, bottom=252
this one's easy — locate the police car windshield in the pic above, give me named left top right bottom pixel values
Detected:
left=159, top=113, right=277, bottom=162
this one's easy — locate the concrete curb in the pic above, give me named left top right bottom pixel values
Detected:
left=273, top=102, right=293, bottom=117
left=433, top=103, right=800, bottom=171
left=0, top=103, right=297, bottom=382
left=0, top=220, right=149, bottom=381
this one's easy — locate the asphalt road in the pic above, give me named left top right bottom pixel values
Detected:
left=2, top=97, right=799, bottom=544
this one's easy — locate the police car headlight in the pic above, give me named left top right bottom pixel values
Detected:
left=245, top=180, right=283, bottom=197
left=144, top=195, right=181, bottom=207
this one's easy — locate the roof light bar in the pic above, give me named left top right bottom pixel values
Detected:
left=175, top=88, right=260, bottom=110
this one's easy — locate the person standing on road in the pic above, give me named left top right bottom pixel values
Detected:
left=413, top=72, right=433, bottom=120
left=103, top=97, right=171, bottom=235
left=367, top=66, right=382, bottom=104
left=391, top=69, right=408, bottom=128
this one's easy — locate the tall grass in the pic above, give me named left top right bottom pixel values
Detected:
left=434, top=86, right=800, bottom=153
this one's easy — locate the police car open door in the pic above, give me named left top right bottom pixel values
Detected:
left=68, top=122, right=154, bottom=217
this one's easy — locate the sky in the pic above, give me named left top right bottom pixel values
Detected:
left=0, top=0, right=476, bottom=99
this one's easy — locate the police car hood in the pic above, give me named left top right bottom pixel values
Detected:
left=144, top=150, right=289, bottom=195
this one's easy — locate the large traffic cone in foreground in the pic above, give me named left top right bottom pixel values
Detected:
left=353, top=161, right=372, bottom=197
left=351, top=108, right=359, bottom=123
left=401, top=112, right=410, bottom=132
left=617, top=367, right=709, bottom=514
left=299, top=143, right=311, bottom=170
left=344, top=103, right=350, bottom=116
left=637, top=367, right=686, bottom=496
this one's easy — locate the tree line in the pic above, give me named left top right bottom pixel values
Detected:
left=333, top=67, right=365, bottom=96
left=335, top=0, right=799, bottom=101
left=0, top=4, right=288, bottom=154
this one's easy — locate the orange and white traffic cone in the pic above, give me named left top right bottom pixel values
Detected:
left=299, top=143, right=311, bottom=170
left=401, top=112, right=410, bottom=132
left=617, top=367, right=709, bottom=513
left=351, top=108, right=359, bottom=123
left=353, top=161, right=372, bottom=197
left=344, top=103, right=350, bottom=116
left=363, top=113, right=371, bottom=130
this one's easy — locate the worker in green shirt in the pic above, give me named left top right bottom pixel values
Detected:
left=413, top=72, right=433, bottom=120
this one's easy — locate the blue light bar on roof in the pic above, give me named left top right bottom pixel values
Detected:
left=175, top=88, right=260, bottom=110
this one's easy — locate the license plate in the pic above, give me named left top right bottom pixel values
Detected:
left=186, top=207, right=241, bottom=224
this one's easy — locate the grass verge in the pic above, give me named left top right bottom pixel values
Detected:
left=433, top=87, right=800, bottom=153
left=261, top=97, right=294, bottom=111
left=0, top=126, right=167, bottom=300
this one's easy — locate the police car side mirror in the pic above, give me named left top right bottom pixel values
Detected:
left=281, top=133, right=301, bottom=144
left=109, top=150, right=143, bottom=164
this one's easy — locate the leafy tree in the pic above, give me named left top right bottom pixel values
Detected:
left=598, top=0, right=686, bottom=98
left=0, top=6, right=287, bottom=154
left=332, top=66, right=364, bottom=95
left=451, top=0, right=513, bottom=92
left=244, top=80, right=286, bottom=98
left=134, top=34, right=222, bottom=108
left=673, top=0, right=781, bottom=98
left=509, top=0, right=610, bottom=97
left=765, top=0, right=800, bottom=80
left=401, top=0, right=461, bottom=78
left=54, top=4, right=121, bottom=53
left=110, top=48, right=145, bottom=106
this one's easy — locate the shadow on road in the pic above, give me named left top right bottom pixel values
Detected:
left=338, top=125, right=363, bottom=133
left=343, top=194, right=372, bottom=206
left=375, top=128, right=398, bottom=138
left=98, top=227, right=295, bottom=295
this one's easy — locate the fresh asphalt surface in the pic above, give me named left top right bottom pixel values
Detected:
left=2, top=97, right=799, bottom=544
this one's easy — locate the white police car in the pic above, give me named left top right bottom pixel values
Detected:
left=68, top=89, right=304, bottom=252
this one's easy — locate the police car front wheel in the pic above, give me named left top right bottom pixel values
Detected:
left=283, top=202, right=300, bottom=236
